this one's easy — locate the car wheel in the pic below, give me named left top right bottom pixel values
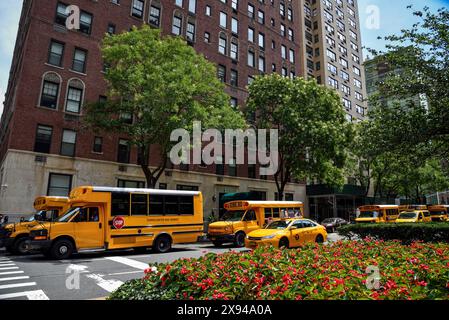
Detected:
left=315, top=234, right=324, bottom=244
left=50, top=239, right=74, bottom=260
left=234, top=232, right=246, bottom=248
left=12, top=237, right=29, bottom=255
left=279, top=238, right=289, bottom=249
left=153, top=235, right=172, bottom=253
left=212, top=241, right=224, bottom=247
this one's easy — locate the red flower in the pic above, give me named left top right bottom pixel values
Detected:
left=417, top=281, right=427, bottom=287
left=335, top=278, right=345, bottom=286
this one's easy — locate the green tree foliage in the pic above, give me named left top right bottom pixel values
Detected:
left=246, top=74, right=353, bottom=200
left=84, top=26, right=245, bottom=187
left=367, top=6, right=449, bottom=159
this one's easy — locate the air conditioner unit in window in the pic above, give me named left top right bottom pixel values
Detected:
left=35, top=155, right=47, bottom=163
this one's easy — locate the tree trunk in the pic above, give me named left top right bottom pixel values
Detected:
left=138, top=144, right=167, bottom=188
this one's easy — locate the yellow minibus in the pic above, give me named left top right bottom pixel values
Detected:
left=427, top=205, right=449, bottom=222
left=0, top=196, right=69, bottom=255
left=207, top=201, right=304, bottom=247
left=27, top=186, right=203, bottom=259
left=355, top=205, right=400, bottom=223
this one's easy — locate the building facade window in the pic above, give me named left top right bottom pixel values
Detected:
left=172, top=15, right=182, bottom=35
left=40, top=79, right=60, bottom=109
left=79, top=11, right=93, bottom=34
left=132, top=0, right=144, bottom=18
left=117, top=179, right=145, bottom=188
left=217, top=64, right=226, bottom=82
left=34, top=125, right=53, bottom=153
left=117, top=139, right=130, bottom=163
left=149, top=5, right=161, bottom=27
left=48, top=40, right=64, bottom=67
left=186, top=22, right=196, bottom=42
left=60, top=129, right=76, bottom=157
left=72, top=48, right=87, bottom=73
left=65, top=80, right=84, bottom=113
left=93, top=136, right=102, bottom=153
left=47, top=173, right=72, bottom=196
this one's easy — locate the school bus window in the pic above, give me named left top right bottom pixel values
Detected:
left=89, top=207, right=99, bottom=221
left=179, top=196, right=194, bottom=215
left=165, top=195, right=179, bottom=215
left=111, top=192, right=130, bottom=216
left=131, top=194, right=148, bottom=215
left=273, top=208, right=280, bottom=218
left=264, top=208, right=272, bottom=218
left=245, top=210, right=257, bottom=221
left=149, top=195, right=164, bottom=215
left=74, top=208, right=88, bottom=222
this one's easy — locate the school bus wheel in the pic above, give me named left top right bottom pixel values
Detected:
left=152, top=234, right=172, bottom=253
left=315, top=234, right=324, bottom=244
left=50, top=238, right=74, bottom=259
left=279, top=237, right=289, bottom=249
left=11, top=236, right=30, bottom=255
left=234, top=232, right=246, bottom=248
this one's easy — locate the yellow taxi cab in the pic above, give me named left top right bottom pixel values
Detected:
left=427, top=205, right=449, bottom=222
left=0, top=196, right=69, bottom=255
left=395, top=210, right=432, bottom=223
left=208, top=201, right=304, bottom=248
left=355, top=205, right=400, bottom=223
left=245, top=218, right=327, bottom=249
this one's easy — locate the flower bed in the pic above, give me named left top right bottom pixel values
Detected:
left=109, top=240, right=449, bottom=300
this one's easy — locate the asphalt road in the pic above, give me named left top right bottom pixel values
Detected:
left=0, top=233, right=343, bottom=300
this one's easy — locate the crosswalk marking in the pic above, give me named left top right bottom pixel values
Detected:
left=0, top=263, right=15, bottom=267
left=0, top=282, right=36, bottom=290
left=0, top=276, right=30, bottom=282
left=0, top=267, right=19, bottom=271
left=0, top=261, right=13, bottom=264
left=0, top=290, right=49, bottom=300
left=105, top=256, right=149, bottom=270
left=85, top=273, right=123, bottom=293
left=0, top=271, right=24, bottom=276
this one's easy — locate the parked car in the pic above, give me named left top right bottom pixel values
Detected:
left=320, top=218, right=350, bottom=233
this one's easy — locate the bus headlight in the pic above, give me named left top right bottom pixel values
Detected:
left=224, top=226, right=230, bottom=232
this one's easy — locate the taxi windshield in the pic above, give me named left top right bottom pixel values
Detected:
left=265, top=220, right=290, bottom=230
left=57, top=207, right=80, bottom=222
left=399, top=212, right=418, bottom=219
left=359, top=211, right=379, bottom=218
left=221, top=210, right=246, bottom=222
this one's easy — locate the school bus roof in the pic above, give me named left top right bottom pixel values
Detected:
left=428, top=205, right=449, bottom=209
left=33, top=196, right=69, bottom=209
left=359, top=205, right=398, bottom=209
left=88, top=186, right=201, bottom=196
left=225, top=201, right=303, bottom=207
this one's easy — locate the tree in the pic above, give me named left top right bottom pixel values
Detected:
left=246, top=74, right=354, bottom=200
left=84, top=26, right=245, bottom=188
left=367, top=6, right=449, bottom=159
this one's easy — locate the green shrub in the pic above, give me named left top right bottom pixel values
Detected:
left=109, top=240, right=449, bottom=300
left=337, top=223, right=449, bottom=244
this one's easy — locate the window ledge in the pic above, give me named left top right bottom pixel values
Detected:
left=44, top=63, right=64, bottom=70
left=69, top=69, right=87, bottom=76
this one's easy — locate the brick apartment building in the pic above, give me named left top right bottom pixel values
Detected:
left=0, top=0, right=367, bottom=219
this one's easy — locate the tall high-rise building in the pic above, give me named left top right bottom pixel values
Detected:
left=0, top=0, right=367, bottom=219
left=301, top=0, right=367, bottom=121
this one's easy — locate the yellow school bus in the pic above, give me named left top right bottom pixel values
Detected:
left=27, top=186, right=203, bottom=259
left=207, top=201, right=304, bottom=247
left=427, top=205, right=449, bottom=222
left=0, top=196, right=69, bottom=255
left=355, top=205, right=400, bottom=223
left=398, top=204, right=428, bottom=211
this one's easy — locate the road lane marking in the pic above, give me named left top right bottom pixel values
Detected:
left=0, top=276, right=30, bottom=282
left=108, top=270, right=143, bottom=276
left=0, top=271, right=24, bottom=276
left=0, top=290, right=49, bottom=300
left=0, top=261, right=13, bottom=264
left=85, top=273, right=123, bottom=293
left=0, top=263, right=15, bottom=267
left=0, top=267, right=19, bottom=271
left=105, top=256, right=149, bottom=270
left=0, top=282, right=36, bottom=290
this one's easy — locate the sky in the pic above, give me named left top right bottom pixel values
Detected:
left=0, top=0, right=448, bottom=117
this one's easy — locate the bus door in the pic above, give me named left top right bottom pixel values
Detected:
left=73, top=206, right=104, bottom=249
left=242, top=209, right=259, bottom=234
